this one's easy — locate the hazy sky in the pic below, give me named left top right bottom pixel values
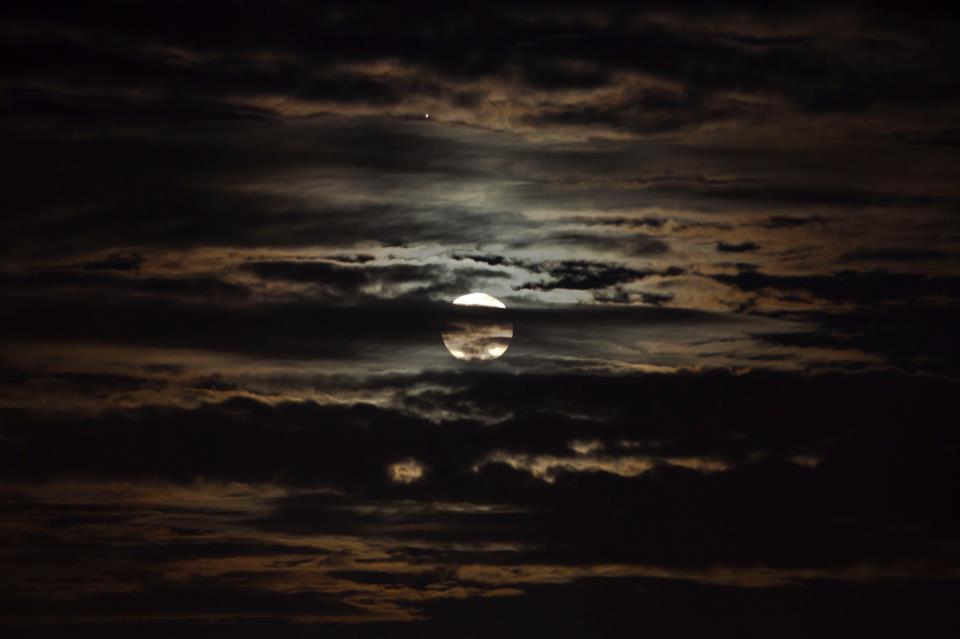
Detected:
left=2, top=2, right=960, bottom=637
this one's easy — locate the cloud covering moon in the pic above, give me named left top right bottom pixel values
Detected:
left=442, top=293, right=513, bottom=360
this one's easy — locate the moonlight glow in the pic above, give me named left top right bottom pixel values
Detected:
left=442, top=293, right=513, bottom=361
left=452, top=292, right=506, bottom=309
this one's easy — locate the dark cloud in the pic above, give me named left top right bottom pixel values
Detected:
left=717, top=241, right=759, bottom=253
left=7, top=578, right=960, bottom=638
left=695, top=185, right=950, bottom=209
left=0, top=294, right=440, bottom=360
left=0, top=87, right=278, bottom=126
left=0, top=270, right=251, bottom=302
left=371, top=577, right=960, bottom=639
left=244, top=259, right=514, bottom=304
left=840, top=248, right=954, bottom=263
left=903, top=129, right=960, bottom=147
left=0, top=583, right=362, bottom=623
left=2, top=370, right=958, bottom=576
left=711, top=267, right=960, bottom=374
left=714, top=269, right=960, bottom=305
left=520, top=260, right=679, bottom=291
left=524, top=93, right=732, bottom=136
left=759, top=304, right=960, bottom=376
left=2, top=0, right=957, bottom=139
left=761, top=216, right=826, bottom=229
left=242, top=260, right=444, bottom=292
left=497, top=228, right=671, bottom=257
left=80, top=251, right=145, bottom=272
left=558, top=215, right=667, bottom=229
left=636, top=291, right=674, bottom=305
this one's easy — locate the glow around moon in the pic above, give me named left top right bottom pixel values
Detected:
left=442, top=293, right=513, bottom=361
left=452, top=292, right=506, bottom=309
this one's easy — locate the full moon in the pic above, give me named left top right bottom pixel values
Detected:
left=441, top=293, right=513, bottom=361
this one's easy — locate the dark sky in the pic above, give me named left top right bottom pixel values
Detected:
left=2, top=2, right=960, bottom=637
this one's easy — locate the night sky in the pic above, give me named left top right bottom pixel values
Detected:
left=2, top=2, right=960, bottom=637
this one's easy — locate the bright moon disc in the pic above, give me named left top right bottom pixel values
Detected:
left=442, top=293, right=513, bottom=361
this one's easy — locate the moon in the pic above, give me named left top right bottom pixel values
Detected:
left=441, top=293, right=513, bottom=361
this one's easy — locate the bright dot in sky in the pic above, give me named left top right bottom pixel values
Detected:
left=442, top=293, right=512, bottom=361
left=425, top=113, right=430, bottom=119
left=388, top=458, right=425, bottom=484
